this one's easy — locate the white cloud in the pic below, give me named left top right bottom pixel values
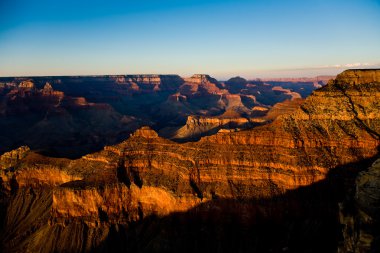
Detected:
left=343, top=63, right=361, bottom=67
left=329, top=62, right=377, bottom=69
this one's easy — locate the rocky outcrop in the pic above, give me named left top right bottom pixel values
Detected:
left=234, top=76, right=334, bottom=104
left=159, top=115, right=251, bottom=140
left=334, top=69, right=380, bottom=85
left=52, top=183, right=201, bottom=225
left=131, top=126, right=159, bottom=138
left=224, top=76, right=248, bottom=94
left=225, top=76, right=248, bottom=86
left=180, top=74, right=225, bottom=95
left=0, top=146, right=30, bottom=169
left=168, top=92, right=187, bottom=102
left=184, top=74, right=221, bottom=86
left=263, top=98, right=304, bottom=121
left=272, top=86, right=302, bottom=100
left=18, top=80, right=35, bottom=89
left=43, top=82, right=53, bottom=91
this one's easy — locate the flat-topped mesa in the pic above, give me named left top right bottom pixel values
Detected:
left=295, top=69, right=380, bottom=125
left=333, top=69, right=380, bottom=86
left=124, top=75, right=183, bottom=84
left=180, top=74, right=224, bottom=95
left=122, top=75, right=184, bottom=91
left=131, top=126, right=159, bottom=138
left=125, top=75, right=163, bottom=85
left=184, top=74, right=220, bottom=85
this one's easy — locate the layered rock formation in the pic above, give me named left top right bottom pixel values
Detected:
left=260, top=75, right=333, bottom=88
left=180, top=74, right=225, bottom=95
left=159, top=115, right=252, bottom=141
left=121, top=75, right=184, bottom=92
left=0, top=80, right=147, bottom=158
left=0, top=74, right=325, bottom=157
left=0, top=69, right=379, bottom=252
left=263, top=98, right=304, bottom=121
left=18, top=80, right=35, bottom=89
left=224, top=75, right=330, bottom=103
left=0, top=146, right=30, bottom=169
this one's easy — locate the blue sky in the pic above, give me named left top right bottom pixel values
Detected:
left=0, top=0, right=379, bottom=79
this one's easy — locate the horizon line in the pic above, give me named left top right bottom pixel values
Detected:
left=1, top=66, right=379, bottom=80
left=0, top=73, right=338, bottom=81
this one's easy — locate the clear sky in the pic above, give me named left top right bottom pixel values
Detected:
left=0, top=0, right=379, bottom=79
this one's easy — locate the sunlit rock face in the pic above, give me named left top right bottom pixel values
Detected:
left=159, top=115, right=252, bottom=141
left=0, top=69, right=380, bottom=252
left=18, top=80, right=35, bottom=89
left=0, top=146, right=30, bottom=169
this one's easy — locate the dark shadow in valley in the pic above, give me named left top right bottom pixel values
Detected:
left=89, top=152, right=379, bottom=253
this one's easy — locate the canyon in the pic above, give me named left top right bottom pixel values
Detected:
left=0, top=74, right=329, bottom=157
left=0, top=69, right=379, bottom=252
